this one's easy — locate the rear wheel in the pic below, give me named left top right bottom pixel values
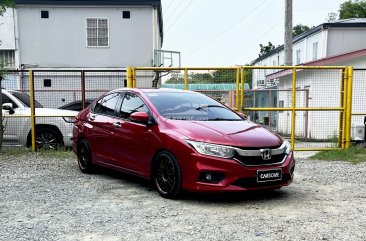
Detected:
left=153, top=151, right=182, bottom=199
left=77, top=139, right=94, bottom=173
left=35, top=127, right=62, bottom=150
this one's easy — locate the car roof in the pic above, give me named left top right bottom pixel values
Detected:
left=112, top=88, right=197, bottom=94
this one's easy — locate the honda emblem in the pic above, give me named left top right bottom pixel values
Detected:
left=260, top=149, right=272, bottom=160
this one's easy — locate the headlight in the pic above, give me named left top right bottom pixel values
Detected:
left=62, top=117, right=75, bottom=123
left=282, top=140, right=291, bottom=154
left=185, top=140, right=235, bottom=159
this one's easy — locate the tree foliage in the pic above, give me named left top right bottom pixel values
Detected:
left=258, top=42, right=276, bottom=57
left=339, top=0, right=366, bottom=19
left=327, top=12, right=339, bottom=22
left=292, top=24, right=310, bottom=38
left=0, top=0, right=15, bottom=16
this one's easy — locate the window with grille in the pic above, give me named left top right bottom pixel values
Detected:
left=296, top=49, right=301, bottom=65
left=0, top=50, right=15, bottom=68
left=86, top=18, right=109, bottom=47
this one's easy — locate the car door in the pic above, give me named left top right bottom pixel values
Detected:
left=111, top=92, right=151, bottom=175
left=86, top=92, right=121, bottom=166
left=1, top=93, right=21, bottom=146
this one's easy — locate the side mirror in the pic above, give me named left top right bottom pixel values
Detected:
left=2, top=103, right=15, bottom=115
left=130, top=112, right=149, bottom=124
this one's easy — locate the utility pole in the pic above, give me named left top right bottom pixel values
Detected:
left=284, top=0, right=293, bottom=66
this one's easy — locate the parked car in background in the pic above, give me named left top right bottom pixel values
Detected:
left=58, top=99, right=94, bottom=112
left=73, top=88, right=295, bottom=199
left=1, top=89, right=78, bottom=149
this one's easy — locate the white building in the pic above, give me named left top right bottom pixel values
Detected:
left=0, top=0, right=164, bottom=107
left=251, top=19, right=366, bottom=140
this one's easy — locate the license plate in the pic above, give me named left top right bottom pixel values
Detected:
left=257, top=169, right=282, bottom=183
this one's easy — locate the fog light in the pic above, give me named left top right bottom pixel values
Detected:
left=198, top=172, right=225, bottom=184
left=205, top=173, right=212, bottom=181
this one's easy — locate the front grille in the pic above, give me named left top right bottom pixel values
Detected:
left=234, top=152, right=287, bottom=166
left=232, top=174, right=291, bottom=188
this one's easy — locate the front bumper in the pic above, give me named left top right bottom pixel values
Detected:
left=179, top=151, right=295, bottom=192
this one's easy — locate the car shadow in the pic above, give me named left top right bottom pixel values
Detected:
left=92, top=165, right=297, bottom=203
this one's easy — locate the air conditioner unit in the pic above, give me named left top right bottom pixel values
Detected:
left=351, top=125, right=365, bottom=141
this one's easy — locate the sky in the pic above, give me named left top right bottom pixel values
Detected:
left=160, top=0, right=347, bottom=67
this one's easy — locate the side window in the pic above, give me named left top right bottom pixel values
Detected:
left=94, top=93, right=120, bottom=116
left=119, top=92, right=148, bottom=119
left=1, top=93, right=17, bottom=108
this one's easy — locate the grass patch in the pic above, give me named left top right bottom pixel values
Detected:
left=310, top=147, right=366, bottom=164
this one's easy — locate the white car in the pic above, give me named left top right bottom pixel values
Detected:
left=1, top=89, right=78, bottom=149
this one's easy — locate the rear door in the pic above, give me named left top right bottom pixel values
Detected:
left=111, top=92, right=151, bottom=175
left=86, top=92, right=121, bottom=165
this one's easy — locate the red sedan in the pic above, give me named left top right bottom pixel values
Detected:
left=73, top=88, right=295, bottom=199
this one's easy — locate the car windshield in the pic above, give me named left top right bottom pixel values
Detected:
left=9, top=91, right=43, bottom=108
left=146, top=92, right=242, bottom=121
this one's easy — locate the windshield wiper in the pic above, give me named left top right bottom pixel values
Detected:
left=208, top=118, right=241, bottom=121
left=196, top=105, right=226, bottom=111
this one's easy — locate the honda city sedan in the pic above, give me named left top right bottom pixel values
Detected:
left=73, top=88, right=295, bottom=198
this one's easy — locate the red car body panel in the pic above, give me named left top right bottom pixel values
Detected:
left=73, top=88, right=295, bottom=193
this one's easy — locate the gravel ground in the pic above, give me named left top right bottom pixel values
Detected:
left=0, top=152, right=365, bottom=241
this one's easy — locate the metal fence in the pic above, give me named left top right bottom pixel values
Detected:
left=0, top=66, right=355, bottom=152
left=351, top=69, right=366, bottom=142
left=128, top=66, right=353, bottom=151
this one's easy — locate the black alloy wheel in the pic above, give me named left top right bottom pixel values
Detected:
left=153, top=151, right=182, bottom=199
left=35, top=128, right=62, bottom=150
left=77, top=139, right=94, bottom=173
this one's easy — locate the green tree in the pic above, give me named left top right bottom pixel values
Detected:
left=0, top=0, right=15, bottom=15
left=292, top=24, right=310, bottom=38
left=258, top=42, right=276, bottom=57
left=339, top=0, right=366, bottom=19
left=0, top=0, right=16, bottom=150
left=327, top=12, right=339, bottom=22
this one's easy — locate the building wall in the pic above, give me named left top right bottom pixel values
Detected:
left=17, top=6, right=159, bottom=68
left=0, top=9, right=16, bottom=50
left=327, top=28, right=366, bottom=57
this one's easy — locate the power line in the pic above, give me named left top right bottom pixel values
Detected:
left=164, top=0, right=178, bottom=13
left=225, top=17, right=284, bottom=65
left=164, top=0, right=187, bottom=21
left=165, top=0, right=195, bottom=33
left=183, top=0, right=271, bottom=59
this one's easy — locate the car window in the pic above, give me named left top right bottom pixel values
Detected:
left=2, top=93, right=18, bottom=108
left=119, top=92, right=148, bottom=119
left=8, top=91, right=43, bottom=108
left=146, top=92, right=241, bottom=121
left=94, top=93, right=120, bottom=116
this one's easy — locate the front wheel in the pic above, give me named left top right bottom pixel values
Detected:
left=153, top=151, right=182, bottom=199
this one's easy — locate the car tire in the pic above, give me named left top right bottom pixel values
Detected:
left=35, top=127, right=63, bottom=150
left=153, top=151, right=182, bottom=199
left=77, top=139, right=95, bottom=174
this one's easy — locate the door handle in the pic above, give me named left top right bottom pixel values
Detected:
left=113, top=122, right=121, bottom=128
left=89, top=115, right=96, bottom=121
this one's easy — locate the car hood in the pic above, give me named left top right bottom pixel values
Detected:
left=165, top=120, right=282, bottom=148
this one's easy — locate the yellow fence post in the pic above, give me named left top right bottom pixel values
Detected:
left=126, top=67, right=133, bottom=88
left=291, top=67, right=297, bottom=150
left=132, top=68, right=137, bottom=88
left=345, top=66, right=353, bottom=148
left=235, top=68, right=240, bottom=110
left=184, top=69, right=188, bottom=90
left=341, top=67, right=348, bottom=149
left=29, top=69, right=36, bottom=152
left=240, top=67, right=245, bottom=112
